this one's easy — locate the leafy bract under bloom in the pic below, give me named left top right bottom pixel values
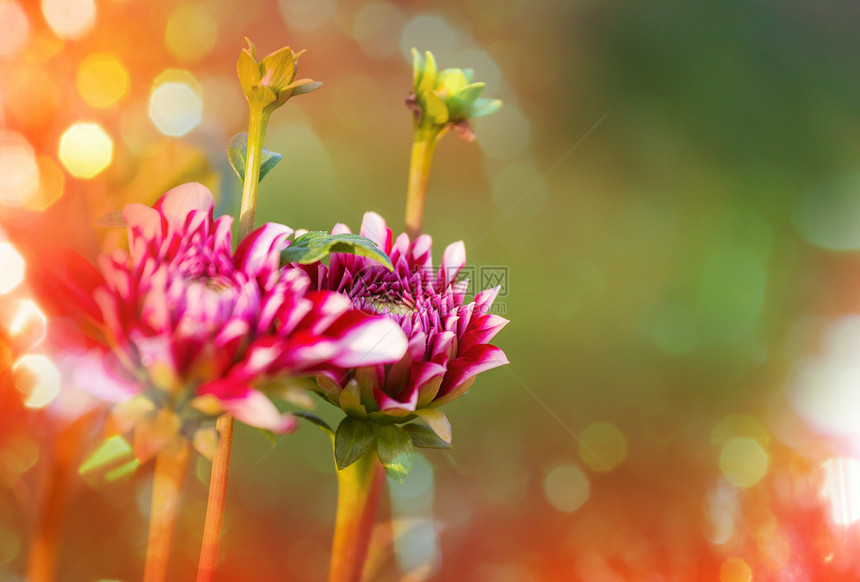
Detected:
left=302, top=212, right=508, bottom=436
left=82, top=183, right=406, bottom=460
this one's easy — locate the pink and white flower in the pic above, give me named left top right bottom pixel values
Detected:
left=77, top=183, right=407, bottom=458
left=301, top=212, right=508, bottom=427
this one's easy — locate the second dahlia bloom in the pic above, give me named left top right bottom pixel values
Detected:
left=79, top=183, right=407, bottom=459
left=302, top=212, right=508, bottom=434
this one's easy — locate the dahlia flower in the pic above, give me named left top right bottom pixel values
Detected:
left=79, top=183, right=406, bottom=459
left=302, top=212, right=508, bottom=436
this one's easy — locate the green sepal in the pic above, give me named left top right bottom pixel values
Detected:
left=280, top=231, right=393, bottom=270
left=285, top=79, right=322, bottom=97
left=334, top=416, right=375, bottom=470
left=417, top=50, right=437, bottom=95
left=468, top=97, right=503, bottom=118
left=227, top=133, right=282, bottom=183
left=414, top=408, right=452, bottom=443
left=448, top=82, right=485, bottom=119
left=423, top=91, right=449, bottom=124
left=295, top=411, right=335, bottom=439
left=376, top=424, right=414, bottom=483
left=339, top=379, right=367, bottom=418
left=402, top=423, right=452, bottom=449
left=411, top=47, right=424, bottom=89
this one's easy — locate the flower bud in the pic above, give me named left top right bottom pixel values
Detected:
left=237, top=38, right=321, bottom=114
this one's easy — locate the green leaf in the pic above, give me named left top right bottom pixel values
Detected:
left=295, top=411, right=335, bottom=439
left=376, top=424, right=414, bottom=483
left=423, top=91, right=449, bottom=125
left=414, top=408, right=452, bottom=443
left=79, top=435, right=134, bottom=475
left=468, top=97, right=503, bottom=118
left=403, top=423, right=452, bottom=449
left=335, top=417, right=375, bottom=470
left=227, top=133, right=283, bottom=184
left=280, top=231, right=393, bottom=270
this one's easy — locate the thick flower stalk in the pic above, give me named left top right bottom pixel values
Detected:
left=404, top=49, right=502, bottom=237
left=77, top=182, right=406, bottom=581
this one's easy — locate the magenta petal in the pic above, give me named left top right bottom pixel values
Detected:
left=437, top=344, right=508, bottom=400
left=123, top=203, right=163, bottom=249
left=199, top=381, right=296, bottom=433
left=439, top=240, right=466, bottom=285
left=360, top=211, right=392, bottom=253
left=460, top=314, right=510, bottom=351
left=326, top=313, right=407, bottom=367
left=75, top=349, right=142, bottom=402
left=373, top=384, right=418, bottom=413
left=235, top=222, right=294, bottom=276
left=156, top=182, right=214, bottom=229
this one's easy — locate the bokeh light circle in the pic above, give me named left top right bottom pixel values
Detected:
left=277, top=0, right=333, bottom=33
left=0, top=0, right=29, bottom=57
left=148, top=72, right=203, bottom=137
left=0, top=242, right=25, bottom=294
left=41, top=0, right=96, bottom=40
left=166, top=4, right=218, bottom=63
left=13, top=354, right=61, bottom=409
left=720, top=558, right=752, bottom=582
left=353, top=2, right=405, bottom=58
left=578, top=422, right=628, bottom=472
left=77, top=53, right=130, bottom=108
left=59, top=122, right=114, bottom=179
left=543, top=465, right=590, bottom=512
left=720, top=438, right=769, bottom=488
left=0, top=130, right=39, bottom=207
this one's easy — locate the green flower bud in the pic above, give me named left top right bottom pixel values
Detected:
left=237, top=38, right=321, bottom=114
left=407, top=48, right=502, bottom=141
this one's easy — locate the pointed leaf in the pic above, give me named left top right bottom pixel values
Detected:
left=377, top=424, right=414, bottom=483
left=79, top=435, right=134, bottom=474
left=280, top=231, right=393, bottom=270
left=414, top=408, right=452, bottom=443
left=227, top=133, right=283, bottom=184
left=295, top=411, right=335, bottom=439
left=335, top=417, right=374, bottom=470
left=467, top=98, right=502, bottom=118
left=259, top=47, right=296, bottom=92
left=403, top=423, right=452, bottom=449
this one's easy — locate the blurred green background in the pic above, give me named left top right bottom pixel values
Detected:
left=3, top=0, right=860, bottom=580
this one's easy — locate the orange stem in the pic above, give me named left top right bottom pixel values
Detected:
left=196, top=415, right=234, bottom=582
left=143, top=441, right=191, bottom=582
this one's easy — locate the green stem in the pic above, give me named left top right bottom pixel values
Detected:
left=238, top=106, right=271, bottom=238
left=328, top=446, right=385, bottom=582
left=197, top=105, right=270, bottom=582
left=143, top=441, right=191, bottom=582
left=404, top=126, right=440, bottom=240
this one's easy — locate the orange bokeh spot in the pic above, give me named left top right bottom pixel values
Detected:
left=77, top=53, right=130, bottom=108
left=0, top=243, right=26, bottom=295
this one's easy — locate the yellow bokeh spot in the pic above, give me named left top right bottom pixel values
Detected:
left=0, top=130, right=39, bottom=208
left=77, top=53, right=130, bottom=108
left=59, top=122, right=114, bottom=179
left=149, top=71, right=203, bottom=137
left=711, top=414, right=770, bottom=447
left=720, top=438, right=769, bottom=488
left=720, top=558, right=752, bottom=582
left=165, top=4, right=217, bottom=63
left=579, top=422, right=628, bottom=472
left=0, top=243, right=25, bottom=295
left=13, top=354, right=61, bottom=409
left=41, top=0, right=95, bottom=40
left=543, top=465, right=590, bottom=512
